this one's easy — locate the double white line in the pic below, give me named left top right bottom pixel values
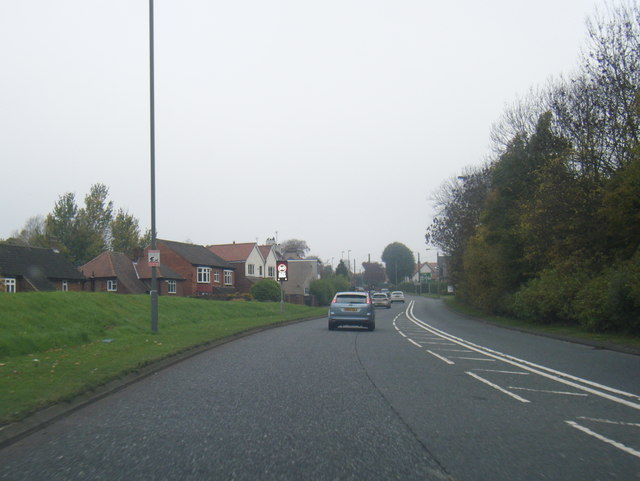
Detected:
left=404, top=301, right=640, bottom=411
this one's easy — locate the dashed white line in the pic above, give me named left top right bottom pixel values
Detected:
left=408, top=339, right=422, bottom=348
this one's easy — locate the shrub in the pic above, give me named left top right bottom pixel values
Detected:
left=310, top=279, right=334, bottom=306
left=250, top=279, right=281, bottom=302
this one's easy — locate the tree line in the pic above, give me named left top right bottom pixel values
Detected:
left=426, top=2, right=640, bottom=334
left=4, top=183, right=150, bottom=265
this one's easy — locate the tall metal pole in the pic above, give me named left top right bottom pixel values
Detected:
left=417, top=252, right=421, bottom=296
left=149, top=0, right=158, bottom=333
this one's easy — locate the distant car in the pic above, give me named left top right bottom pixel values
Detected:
left=328, top=291, right=375, bottom=331
left=390, top=291, right=405, bottom=303
left=372, top=292, right=391, bottom=308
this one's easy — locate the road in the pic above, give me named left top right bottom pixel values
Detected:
left=1, top=296, right=639, bottom=480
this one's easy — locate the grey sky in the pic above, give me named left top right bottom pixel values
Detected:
left=1, top=1, right=604, bottom=268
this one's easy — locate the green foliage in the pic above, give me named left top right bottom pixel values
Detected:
left=250, top=278, right=281, bottom=302
left=110, top=208, right=146, bottom=258
left=309, top=275, right=351, bottom=305
left=381, top=242, right=415, bottom=284
left=335, top=260, right=349, bottom=277
left=424, top=5, right=640, bottom=334
left=309, top=279, right=334, bottom=306
left=507, top=268, right=585, bottom=325
left=362, top=261, right=386, bottom=287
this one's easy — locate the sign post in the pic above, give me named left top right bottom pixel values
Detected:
left=276, top=261, right=288, bottom=313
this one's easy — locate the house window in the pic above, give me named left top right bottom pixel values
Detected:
left=62, top=280, right=68, bottom=292
left=107, top=280, right=118, bottom=292
left=197, top=267, right=211, bottom=283
left=224, top=270, right=233, bottom=286
left=259, top=266, right=263, bottom=276
left=268, top=266, right=275, bottom=278
left=3, top=278, right=16, bottom=293
left=167, top=280, right=177, bottom=294
left=248, top=264, right=255, bottom=275
left=214, top=271, right=220, bottom=283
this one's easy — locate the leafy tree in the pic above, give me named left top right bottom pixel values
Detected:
left=362, top=261, right=386, bottom=287
left=425, top=166, right=490, bottom=284
left=280, top=239, right=310, bottom=258
left=381, top=242, right=415, bottom=285
left=335, top=260, right=349, bottom=277
left=110, top=209, right=146, bottom=258
left=250, top=279, right=281, bottom=302
left=9, top=215, right=48, bottom=247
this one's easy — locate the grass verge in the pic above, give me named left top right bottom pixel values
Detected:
left=0, top=292, right=325, bottom=424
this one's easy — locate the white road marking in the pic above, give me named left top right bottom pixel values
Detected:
left=404, top=301, right=640, bottom=411
left=451, top=357, right=496, bottom=362
left=474, top=369, right=530, bottom=375
left=566, top=421, right=640, bottom=459
left=577, top=417, right=640, bottom=428
left=408, top=339, right=422, bottom=348
left=426, top=350, right=455, bottom=365
left=509, top=386, right=588, bottom=397
left=467, top=371, right=530, bottom=403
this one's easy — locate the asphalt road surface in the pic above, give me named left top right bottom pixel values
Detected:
left=1, top=296, right=639, bottom=480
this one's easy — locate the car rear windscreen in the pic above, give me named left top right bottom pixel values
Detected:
left=336, top=295, right=367, bottom=303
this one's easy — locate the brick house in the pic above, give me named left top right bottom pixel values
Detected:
left=207, top=242, right=267, bottom=293
left=149, top=239, right=235, bottom=296
left=80, top=251, right=185, bottom=296
left=135, top=254, right=185, bottom=296
left=0, top=244, right=84, bottom=293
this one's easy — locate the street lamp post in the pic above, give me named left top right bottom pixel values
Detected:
left=149, top=0, right=158, bottom=333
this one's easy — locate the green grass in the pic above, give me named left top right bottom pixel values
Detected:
left=0, top=292, right=325, bottom=424
left=440, top=296, right=640, bottom=351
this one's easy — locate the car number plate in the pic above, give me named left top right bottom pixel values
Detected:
left=344, top=307, right=357, bottom=312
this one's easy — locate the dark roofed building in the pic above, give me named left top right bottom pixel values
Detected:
left=80, top=251, right=147, bottom=294
left=0, top=244, right=84, bottom=293
left=80, top=251, right=185, bottom=296
left=149, top=240, right=235, bottom=296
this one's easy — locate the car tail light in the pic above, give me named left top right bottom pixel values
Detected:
left=332, top=296, right=338, bottom=304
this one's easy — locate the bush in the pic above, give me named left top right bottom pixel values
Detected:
left=507, top=269, right=582, bottom=324
left=250, top=279, right=281, bottom=302
left=309, top=275, right=352, bottom=306
left=310, top=279, right=334, bottom=306
left=574, top=254, right=640, bottom=334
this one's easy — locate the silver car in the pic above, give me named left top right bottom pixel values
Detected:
left=390, top=291, right=405, bottom=303
left=372, top=292, right=391, bottom=308
left=328, top=291, right=376, bottom=331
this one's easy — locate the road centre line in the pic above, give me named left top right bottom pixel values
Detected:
left=405, top=301, right=640, bottom=411
left=467, top=371, right=530, bottom=403
left=566, top=421, right=640, bottom=459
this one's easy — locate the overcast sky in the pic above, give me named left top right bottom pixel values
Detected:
left=1, top=0, right=606, bottom=268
